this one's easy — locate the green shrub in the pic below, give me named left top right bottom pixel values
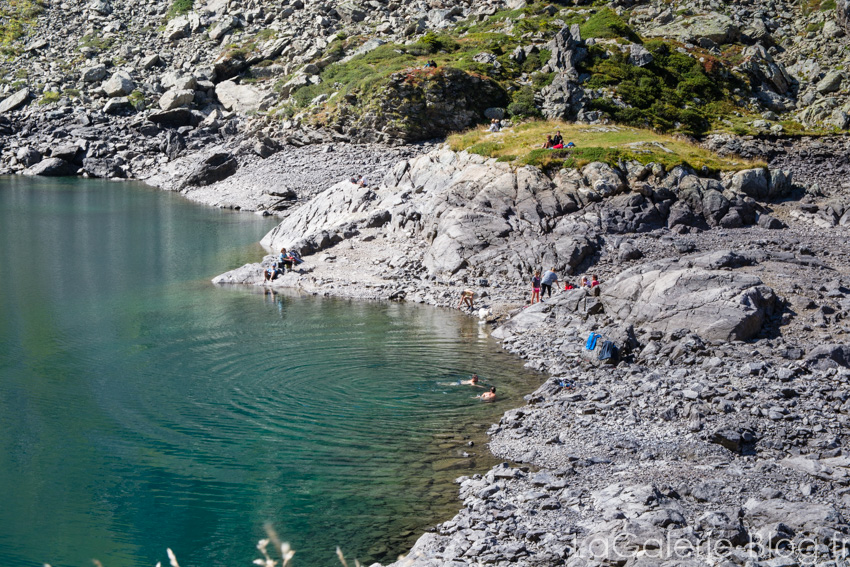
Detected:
left=507, top=85, right=540, bottom=118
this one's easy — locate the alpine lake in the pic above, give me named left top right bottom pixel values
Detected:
left=0, top=176, right=543, bottom=567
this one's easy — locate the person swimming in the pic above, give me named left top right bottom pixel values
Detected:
left=477, top=387, right=496, bottom=401
left=441, top=374, right=484, bottom=387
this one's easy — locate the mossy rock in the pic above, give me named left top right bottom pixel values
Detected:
left=327, top=67, right=510, bottom=143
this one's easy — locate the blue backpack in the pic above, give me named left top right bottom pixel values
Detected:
left=585, top=332, right=600, bottom=350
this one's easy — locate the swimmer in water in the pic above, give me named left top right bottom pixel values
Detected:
left=441, top=374, right=484, bottom=387
left=477, top=387, right=496, bottom=401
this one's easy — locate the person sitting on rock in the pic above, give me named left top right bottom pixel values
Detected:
left=564, top=282, right=574, bottom=290
left=487, top=119, right=501, bottom=133
left=552, top=131, right=564, bottom=146
left=277, top=248, right=295, bottom=272
left=580, top=275, right=590, bottom=288
left=542, top=135, right=553, bottom=149
left=591, top=274, right=600, bottom=287
left=458, top=289, right=475, bottom=310
left=477, top=387, right=496, bottom=401
left=264, top=265, right=281, bottom=282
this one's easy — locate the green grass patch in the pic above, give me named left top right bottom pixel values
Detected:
left=166, top=0, right=193, bottom=19
left=38, top=91, right=60, bottom=105
left=579, top=7, right=641, bottom=42
left=448, top=120, right=764, bottom=172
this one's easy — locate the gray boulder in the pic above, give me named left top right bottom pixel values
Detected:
left=0, top=88, right=31, bottom=114
left=727, top=168, right=791, bottom=200
left=184, top=152, right=238, bottom=187
left=82, top=64, right=108, bottom=83
left=16, top=147, right=41, bottom=167
left=102, top=72, right=135, bottom=97
left=24, top=157, right=78, bottom=177
left=215, top=80, right=263, bottom=113
left=817, top=70, right=844, bottom=95
left=646, top=13, right=740, bottom=44
left=743, top=499, right=845, bottom=534
left=83, top=157, right=125, bottom=178
left=840, top=0, right=850, bottom=34
left=159, top=88, right=195, bottom=110
left=148, top=108, right=192, bottom=127
left=628, top=43, right=653, bottom=67
left=806, top=344, right=850, bottom=369
left=103, top=97, right=131, bottom=114
left=547, top=24, right=586, bottom=73
left=601, top=256, right=777, bottom=343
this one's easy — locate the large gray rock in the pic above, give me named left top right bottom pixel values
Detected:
left=215, top=80, right=263, bottom=113
left=24, top=157, right=78, bottom=177
left=183, top=152, right=238, bottom=187
left=547, top=24, right=586, bottom=73
left=601, top=255, right=777, bottom=343
left=628, top=43, right=653, bottom=67
left=164, top=15, right=190, bottom=41
left=209, top=15, right=240, bottom=41
left=0, top=88, right=31, bottom=114
left=102, top=71, right=135, bottom=97
left=817, top=70, right=844, bottom=94
left=158, top=88, right=195, bottom=110
left=82, top=64, right=108, bottom=82
left=727, top=168, right=791, bottom=200
left=806, top=344, right=850, bottom=369
left=16, top=147, right=41, bottom=167
left=744, top=499, right=844, bottom=533
left=147, top=108, right=192, bottom=127
left=840, top=0, right=850, bottom=34
left=645, top=13, right=740, bottom=44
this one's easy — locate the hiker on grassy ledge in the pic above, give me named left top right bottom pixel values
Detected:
left=542, top=135, right=553, bottom=149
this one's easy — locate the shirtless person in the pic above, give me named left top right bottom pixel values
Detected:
left=478, top=387, right=496, bottom=402
left=458, top=289, right=475, bottom=310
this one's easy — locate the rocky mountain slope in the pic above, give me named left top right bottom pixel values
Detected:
left=1, top=0, right=850, bottom=190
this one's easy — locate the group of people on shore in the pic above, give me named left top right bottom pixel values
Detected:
left=457, top=269, right=600, bottom=310
left=531, top=269, right=599, bottom=305
left=264, top=247, right=304, bottom=282
left=542, top=130, right=575, bottom=150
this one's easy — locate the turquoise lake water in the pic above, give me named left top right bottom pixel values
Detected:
left=0, top=177, right=542, bottom=567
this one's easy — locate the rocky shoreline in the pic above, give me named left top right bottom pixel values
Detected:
left=213, top=144, right=850, bottom=567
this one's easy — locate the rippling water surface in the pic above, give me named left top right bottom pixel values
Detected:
left=0, top=177, right=542, bottom=567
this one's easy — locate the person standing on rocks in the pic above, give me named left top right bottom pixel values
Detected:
left=540, top=268, right=559, bottom=300
left=531, top=271, right=542, bottom=305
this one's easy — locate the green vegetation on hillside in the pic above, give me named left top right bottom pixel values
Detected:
left=274, top=1, right=760, bottom=139
left=449, top=121, right=765, bottom=173
left=582, top=40, right=747, bottom=136
left=0, top=0, right=44, bottom=56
